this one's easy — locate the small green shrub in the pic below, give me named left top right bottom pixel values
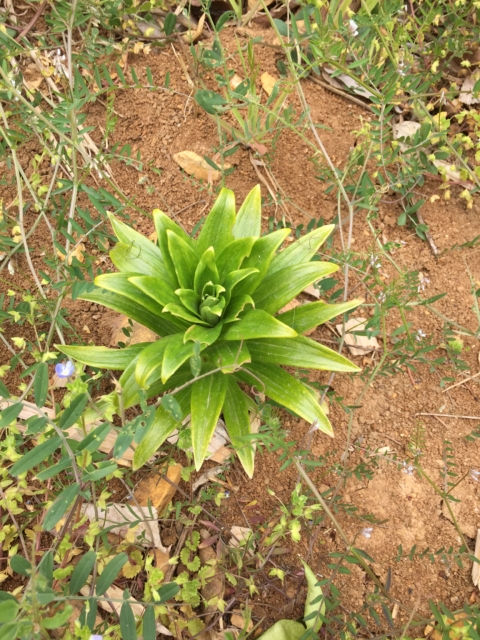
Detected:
left=58, top=186, right=360, bottom=475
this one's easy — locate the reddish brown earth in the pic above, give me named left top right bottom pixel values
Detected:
left=1, top=21, right=480, bottom=637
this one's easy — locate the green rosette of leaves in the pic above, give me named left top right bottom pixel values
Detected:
left=58, top=186, right=361, bottom=477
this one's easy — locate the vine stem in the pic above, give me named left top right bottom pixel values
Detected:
left=293, top=457, right=393, bottom=600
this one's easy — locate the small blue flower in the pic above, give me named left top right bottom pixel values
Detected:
left=55, top=360, right=75, bottom=378
left=89, top=636, right=103, bottom=640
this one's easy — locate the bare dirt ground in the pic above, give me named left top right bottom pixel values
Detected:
left=2, top=22, right=480, bottom=635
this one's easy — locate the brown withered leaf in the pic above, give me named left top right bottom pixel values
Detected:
left=133, top=464, right=182, bottom=515
left=173, top=150, right=231, bottom=183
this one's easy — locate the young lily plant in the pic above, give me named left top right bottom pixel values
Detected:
left=58, top=186, right=360, bottom=477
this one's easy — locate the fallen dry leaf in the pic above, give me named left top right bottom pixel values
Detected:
left=80, top=584, right=173, bottom=635
left=459, top=73, right=480, bottom=105
left=110, top=315, right=158, bottom=345
left=260, top=72, right=278, bottom=96
left=133, top=464, right=182, bottom=515
left=230, top=525, right=254, bottom=550
left=323, top=68, right=375, bottom=99
left=192, top=466, right=225, bottom=492
left=392, top=121, right=421, bottom=152
left=303, top=284, right=320, bottom=299
left=173, top=150, right=231, bottom=183
left=231, top=611, right=253, bottom=632
left=336, top=317, right=380, bottom=356
left=209, top=445, right=232, bottom=464
left=229, top=73, right=243, bottom=90
left=57, top=243, right=85, bottom=265
left=81, top=502, right=167, bottom=550
left=182, top=12, right=205, bottom=44
left=433, top=159, right=473, bottom=189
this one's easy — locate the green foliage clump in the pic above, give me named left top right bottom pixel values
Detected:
left=59, top=186, right=360, bottom=475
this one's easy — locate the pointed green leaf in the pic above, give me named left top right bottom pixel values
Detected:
left=10, top=437, right=61, bottom=477
left=153, top=209, right=193, bottom=287
left=96, top=553, right=128, bottom=595
left=205, top=341, right=251, bottom=373
left=109, top=214, right=164, bottom=265
left=69, top=550, right=97, bottom=594
left=161, top=394, right=183, bottom=421
left=95, top=273, right=166, bottom=318
left=193, top=247, right=220, bottom=294
left=120, top=355, right=190, bottom=409
left=223, top=378, right=255, bottom=478
left=34, top=363, right=49, bottom=408
left=184, top=321, right=224, bottom=346
left=80, top=287, right=174, bottom=336
left=167, top=230, right=198, bottom=289
left=277, top=299, right=362, bottom=334
left=127, top=275, right=177, bottom=308
left=58, top=344, right=147, bottom=371
left=234, top=228, right=291, bottom=297
left=0, top=402, right=23, bottom=429
left=233, top=184, right=262, bottom=239
left=43, top=484, right=80, bottom=530
left=175, top=289, right=200, bottom=316
left=224, top=294, right=254, bottom=323
left=132, top=388, right=191, bottom=470
left=303, top=561, right=325, bottom=632
left=59, top=394, right=88, bottom=430
left=197, top=188, right=236, bottom=255
left=76, top=422, right=112, bottom=453
left=222, top=309, right=297, bottom=340
left=257, top=620, right=305, bottom=640
left=162, top=303, right=208, bottom=325
left=247, top=336, right=360, bottom=372
left=134, top=338, right=172, bottom=389
left=268, top=225, right=334, bottom=276
left=162, top=335, right=197, bottom=383
left=253, top=262, right=339, bottom=314
left=236, top=363, right=333, bottom=435
left=143, top=606, right=156, bottom=640
left=110, top=242, right=173, bottom=286
left=191, top=371, right=228, bottom=470
left=10, top=555, right=31, bottom=577
left=120, top=601, right=137, bottom=640
left=217, top=237, right=255, bottom=280
left=224, top=268, right=259, bottom=300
